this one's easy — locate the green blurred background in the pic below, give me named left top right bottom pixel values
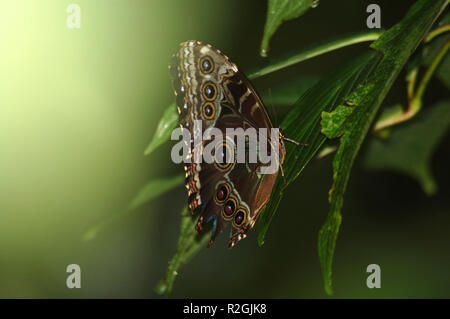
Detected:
left=0, top=0, right=448, bottom=298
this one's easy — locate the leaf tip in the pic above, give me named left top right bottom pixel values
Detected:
left=155, top=279, right=169, bottom=296
left=260, top=46, right=269, bottom=58
left=143, top=142, right=155, bottom=156
left=144, top=137, right=163, bottom=156
left=82, top=227, right=99, bottom=242
left=324, top=284, right=334, bottom=296
left=257, top=232, right=266, bottom=247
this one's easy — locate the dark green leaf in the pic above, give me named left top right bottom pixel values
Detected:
left=318, top=0, right=448, bottom=295
left=251, top=31, right=382, bottom=78
left=260, top=75, right=320, bottom=107
left=82, top=173, right=184, bottom=241
left=257, top=50, right=381, bottom=246
left=260, top=0, right=316, bottom=57
left=144, top=103, right=178, bottom=156
left=155, top=206, right=210, bottom=297
left=364, top=100, right=450, bottom=195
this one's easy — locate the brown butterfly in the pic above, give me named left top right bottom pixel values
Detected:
left=169, top=40, right=302, bottom=248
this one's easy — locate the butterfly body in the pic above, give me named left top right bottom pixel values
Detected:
left=170, top=40, right=285, bottom=248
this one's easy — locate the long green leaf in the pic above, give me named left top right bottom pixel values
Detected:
left=260, top=0, right=316, bottom=57
left=318, top=0, right=448, bottom=295
left=260, top=75, right=320, bottom=108
left=257, top=51, right=382, bottom=246
left=252, top=31, right=382, bottom=78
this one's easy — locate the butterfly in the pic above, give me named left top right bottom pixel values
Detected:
left=169, top=40, right=302, bottom=248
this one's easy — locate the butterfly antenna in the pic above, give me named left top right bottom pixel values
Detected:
left=280, top=163, right=287, bottom=185
left=283, top=137, right=309, bottom=147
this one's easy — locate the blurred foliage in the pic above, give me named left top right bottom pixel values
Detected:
left=260, top=75, right=320, bottom=108
left=83, top=173, right=184, bottom=241
left=81, top=0, right=449, bottom=297
left=364, top=100, right=450, bottom=195
left=318, top=0, right=447, bottom=294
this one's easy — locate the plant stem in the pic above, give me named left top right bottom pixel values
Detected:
left=248, top=31, right=383, bottom=79
left=413, top=38, right=450, bottom=106
left=424, top=23, right=450, bottom=43
left=374, top=38, right=450, bottom=131
left=407, top=68, right=418, bottom=100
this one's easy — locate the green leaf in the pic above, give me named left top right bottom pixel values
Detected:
left=144, top=103, right=178, bottom=156
left=364, top=100, right=450, bottom=195
left=257, top=50, right=382, bottom=246
left=260, top=0, right=316, bottom=57
left=155, top=206, right=210, bottom=297
left=251, top=31, right=382, bottom=78
left=260, top=75, right=320, bottom=107
left=321, top=83, right=376, bottom=138
left=321, top=105, right=355, bottom=137
left=318, top=0, right=448, bottom=295
left=82, top=173, right=184, bottom=241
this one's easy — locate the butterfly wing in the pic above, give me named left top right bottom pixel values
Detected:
left=170, top=40, right=283, bottom=247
